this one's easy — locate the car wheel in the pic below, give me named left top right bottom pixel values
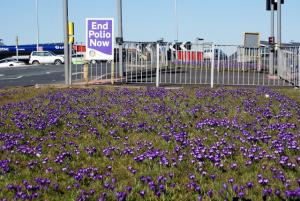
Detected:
left=9, top=64, right=14, bottom=67
left=32, top=61, right=39, bottom=65
left=54, top=60, right=62, bottom=65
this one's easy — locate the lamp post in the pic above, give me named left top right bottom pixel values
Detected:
left=117, top=0, right=123, bottom=77
left=174, top=0, right=179, bottom=42
left=36, top=0, right=40, bottom=51
left=270, top=2, right=274, bottom=75
left=63, top=0, right=70, bottom=85
left=277, top=0, right=282, bottom=47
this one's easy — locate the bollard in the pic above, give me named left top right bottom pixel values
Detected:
left=83, top=61, right=89, bottom=85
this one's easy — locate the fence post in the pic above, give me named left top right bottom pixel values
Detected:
left=298, top=47, right=300, bottom=87
left=156, top=43, right=160, bottom=87
left=111, top=60, right=115, bottom=85
left=83, top=61, right=89, bottom=85
left=277, top=47, right=282, bottom=78
left=210, top=43, right=215, bottom=88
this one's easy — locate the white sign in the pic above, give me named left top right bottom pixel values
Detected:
left=86, top=18, right=114, bottom=61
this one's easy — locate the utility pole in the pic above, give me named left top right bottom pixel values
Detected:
left=117, top=0, right=123, bottom=77
left=277, top=0, right=282, bottom=47
left=36, top=0, right=40, bottom=51
left=277, top=0, right=282, bottom=77
left=175, top=0, right=179, bottom=41
left=270, top=2, right=274, bottom=75
left=63, top=0, right=70, bottom=85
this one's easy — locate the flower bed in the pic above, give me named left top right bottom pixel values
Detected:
left=0, top=87, right=299, bottom=200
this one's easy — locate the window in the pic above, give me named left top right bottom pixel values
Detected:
left=44, top=52, right=51, bottom=56
left=37, top=52, right=44, bottom=56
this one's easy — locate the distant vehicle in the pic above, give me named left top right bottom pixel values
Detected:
left=29, top=51, right=64, bottom=65
left=0, top=43, right=64, bottom=60
left=203, top=49, right=227, bottom=60
left=203, top=49, right=213, bottom=60
left=0, top=58, right=25, bottom=68
left=72, top=54, right=85, bottom=65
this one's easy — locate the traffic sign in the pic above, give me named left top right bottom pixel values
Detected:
left=267, top=0, right=284, bottom=11
left=268, top=36, right=275, bottom=45
left=86, top=18, right=114, bottom=61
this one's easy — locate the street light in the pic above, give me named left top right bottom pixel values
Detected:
left=63, top=0, right=70, bottom=85
left=117, top=0, right=123, bottom=77
left=36, top=0, right=40, bottom=51
left=174, top=0, right=179, bottom=42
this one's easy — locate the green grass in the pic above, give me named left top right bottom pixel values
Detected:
left=0, top=86, right=299, bottom=201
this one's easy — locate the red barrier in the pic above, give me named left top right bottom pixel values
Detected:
left=177, top=51, right=203, bottom=61
left=73, top=45, right=86, bottom=53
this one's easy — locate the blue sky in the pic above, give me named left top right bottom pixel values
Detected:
left=1, top=0, right=299, bottom=45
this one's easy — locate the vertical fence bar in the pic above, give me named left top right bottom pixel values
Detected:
left=242, top=47, right=245, bottom=85
left=237, top=47, right=240, bottom=85
left=298, top=47, right=300, bottom=87
left=194, top=46, right=199, bottom=84
left=210, top=44, right=215, bottom=88
left=156, top=43, right=160, bottom=87
left=125, top=47, right=128, bottom=82
left=217, top=47, right=220, bottom=85
left=258, top=48, right=261, bottom=85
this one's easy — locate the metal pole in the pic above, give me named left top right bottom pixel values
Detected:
left=36, top=0, right=40, bottom=51
left=63, top=0, right=70, bottom=85
left=210, top=44, right=215, bottom=88
left=277, top=0, right=282, bottom=77
left=156, top=43, right=160, bottom=87
left=298, top=47, right=300, bottom=87
left=270, top=3, right=274, bottom=75
left=277, top=0, right=282, bottom=47
left=117, top=0, right=123, bottom=77
left=69, top=43, right=72, bottom=85
left=175, top=0, right=179, bottom=41
left=111, top=60, right=115, bottom=84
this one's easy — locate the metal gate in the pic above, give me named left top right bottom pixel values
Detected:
left=71, top=42, right=300, bottom=88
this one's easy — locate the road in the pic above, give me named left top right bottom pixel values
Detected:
left=0, top=63, right=115, bottom=88
left=0, top=63, right=291, bottom=89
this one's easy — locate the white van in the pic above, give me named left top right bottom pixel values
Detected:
left=29, top=51, right=64, bottom=65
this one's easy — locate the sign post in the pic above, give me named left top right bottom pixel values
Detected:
left=117, top=0, right=123, bottom=77
left=86, top=18, right=114, bottom=83
left=63, top=0, right=70, bottom=85
left=69, top=22, right=74, bottom=85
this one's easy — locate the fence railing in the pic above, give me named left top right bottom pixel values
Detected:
left=71, top=42, right=300, bottom=88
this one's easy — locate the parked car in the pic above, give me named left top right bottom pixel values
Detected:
left=29, top=51, right=64, bottom=65
left=72, top=54, right=85, bottom=65
left=0, top=58, right=25, bottom=68
left=203, top=49, right=227, bottom=60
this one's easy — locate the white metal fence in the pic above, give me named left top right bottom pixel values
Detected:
left=71, top=42, right=300, bottom=88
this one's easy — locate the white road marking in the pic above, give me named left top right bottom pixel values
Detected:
left=0, top=74, right=4, bottom=77
left=0, top=75, right=23, bottom=80
left=72, top=72, right=84, bottom=76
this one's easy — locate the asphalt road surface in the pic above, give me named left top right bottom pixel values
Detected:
left=0, top=63, right=291, bottom=89
left=0, top=63, right=115, bottom=88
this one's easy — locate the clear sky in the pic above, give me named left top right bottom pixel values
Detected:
left=0, top=0, right=299, bottom=46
